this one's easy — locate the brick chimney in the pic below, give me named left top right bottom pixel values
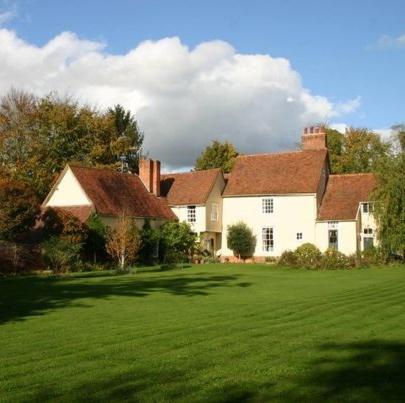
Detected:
left=302, top=126, right=327, bottom=151
left=152, top=160, right=161, bottom=197
left=139, top=158, right=161, bottom=196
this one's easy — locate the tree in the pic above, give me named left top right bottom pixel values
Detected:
left=227, top=222, right=256, bottom=261
left=107, top=104, right=144, bottom=173
left=139, top=219, right=161, bottom=264
left=106, top=216, right=140, bottom=272
left=86, top=213, right=107, bottom=263
left=159, top=221, right=197, bottom=263
left=326, top=127, right=389, bottom=174
left=194, top=140, right=238, bottom=173
left=372, top=153, right=405, bottom=258
left=0, top=179, right=40, bottom=241
left=391, top=124, right=405, bottom=152
left=0, top=90, right=145, bottom=198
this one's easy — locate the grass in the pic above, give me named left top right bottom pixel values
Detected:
left=1, top=264, right=405, bottom=402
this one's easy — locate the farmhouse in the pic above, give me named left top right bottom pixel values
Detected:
left=43, top=126, right=377, bottom=260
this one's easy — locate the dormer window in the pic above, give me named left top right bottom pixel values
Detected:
left=187, top=206, right=196, bottom=223
left=262, top=198, right=274, bottom=214
left=363, top=203, right=373, bottom=213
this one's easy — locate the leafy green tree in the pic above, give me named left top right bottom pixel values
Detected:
left=227, top=222, right=256, bottom=261
left=107, top=104, right=144, bottom=173
left=325, top=128, right=343, bottom=173
left=139, top=219, right=161, bottom=264
left=0, top=179, right=40, bottom=241
left=326, top=127, right=389, bottom=174
left=373, top=153, right=405, bottom=258
left=86, top=213, right=107, bottom=263
left=391, top=124, right=405, bottom=152
left=160, top=221, right=197, bottom=263
left=195, top=140, right=238, bottom=173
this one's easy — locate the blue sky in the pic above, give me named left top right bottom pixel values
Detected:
left=0, top=0, right=404, bottom=166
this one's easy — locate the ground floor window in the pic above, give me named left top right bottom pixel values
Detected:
left=363, top=237, right=374, bottom=250
left=328, top=229, right=338, bottom=250
left=262, top=227, right=274, bottom=252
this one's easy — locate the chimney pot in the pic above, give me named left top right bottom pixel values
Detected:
left=302, top=126, right=327, bottom=150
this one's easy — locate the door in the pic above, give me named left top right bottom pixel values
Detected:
left=328, top=230, right=338, bottom=250
left=363, top=237, right=374, bottom=251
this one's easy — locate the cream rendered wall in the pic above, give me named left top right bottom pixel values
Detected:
left=315, top=221, right=357, bottom=255
left=205, top=174, right=225, bottom=233
left=170, top=205, right=206, bottom=234
left=45, top=167, right=91, bottom=207
left=359, top=203, right=378, bottom=251
left=221, top=194, right=318, bottom=257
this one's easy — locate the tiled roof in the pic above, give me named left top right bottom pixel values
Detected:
left=51, top=206, right=95, bottom=223
left=161, top=168, right=221, bottom=205
left=223, top=150, right=328, bottom=196
left=69, top=166, right=176, bottom=220
left=318, top=173, right=377, bottom=220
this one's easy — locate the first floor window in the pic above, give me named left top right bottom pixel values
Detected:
left=262, top=198, right=274, bottom=214
left=187, top=206, right=196, bottom=223
left=296, top=232, right=303, bottom=240
left=262, top=227, right=274, bottom=252
left=363, top=202, right=373, bottom=213
left=211, top=203, right=218, bottom=221
left=363, top=228, right=373, bottom=235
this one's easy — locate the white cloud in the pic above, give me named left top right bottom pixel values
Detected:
left=370, top=33, right=405, bottom=50
left=0, top=29, right=361, bottom=168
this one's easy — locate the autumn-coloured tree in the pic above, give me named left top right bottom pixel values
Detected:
left=106, top=216, right=140, bottom=272
left=0, top=90, right=144, bottom=198
left=0, top=179, right=40, bottom=241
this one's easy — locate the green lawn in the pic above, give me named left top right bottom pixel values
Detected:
left=1, top=264, right=405, bottom=402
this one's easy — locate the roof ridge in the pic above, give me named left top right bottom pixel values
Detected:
left=69, top=164, right=136, bottom=177
left=237, top=149, right=325, bottom=158
left=330, top=173, right=375, bottom=177
left=162, top=168, right=221, bottom=176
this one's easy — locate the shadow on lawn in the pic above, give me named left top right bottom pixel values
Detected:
left=27, top=340, right=405, bottom=402
left=0, top=271, right=250, bottom=324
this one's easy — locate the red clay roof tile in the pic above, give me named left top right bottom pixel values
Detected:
left=318, top=173, right=377, bottom=220
left=223, top=150, right=328, bottom=196
left=69, top=165, right=176, bottom=220
left=161, top=168, right=221, bottom=205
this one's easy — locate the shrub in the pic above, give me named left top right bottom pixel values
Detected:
left=42, top=208, right=88, bottom=244
left=159, top=221, right=197, bottom=264
left=139, top=219, right=161, bottom=265
left=0, top=241, right=42, bottom=275
left=294, top=243, right=322, bottom=269
left=42, top=237, right=82, bottom=273
left=320, top=248, right=352, bottom=269
left=361, top=246, right=389, bottom=266
left=227, top=222, right=256, bottom=261
left=85, top=213, right=107, bottom=263
left=278, top=250, right=298, bottom=267
left=0, top=179, right=40, bottom=241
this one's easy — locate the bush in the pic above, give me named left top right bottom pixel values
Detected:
left=42, top=237, right=82, bottom=273
left=361, top=246, right=389, bottom=266
left=159, top=221, right=197, bottom=264
left=278, top=250, right=298, bottom=267
left=85, top=213, right=107, bottom=263
left=227, top=222, right=256, bottom=261
left=139, top=219, right=161, bottom=265
left=0, top=179, right=40, bottom=241
left=294, top=243, right=322, bottom=269
left=42, top=208, right=88, bottom=244
left=0, top=241, right=43, bottom=275
left=320, top=248, right=352, bottom=269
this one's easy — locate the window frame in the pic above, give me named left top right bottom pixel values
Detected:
left=262, top=198, right=274, bottom=214
left=211, top=203, right=218, bottom=222
left=187, top=205, right=196, bottom=223
left=296, top=232, right=303, bottom=240
left=262, top=227, right=274, bottom=252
